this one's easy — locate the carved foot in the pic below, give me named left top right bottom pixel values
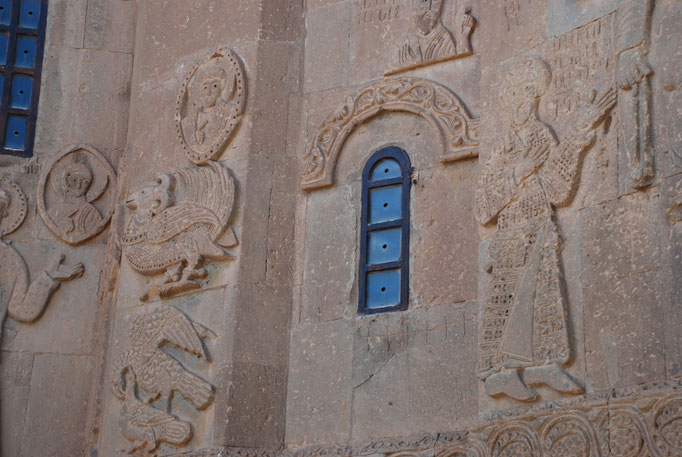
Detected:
left=163, top=264, right=184, bottom=284
left=523, top=364, right=585, bottom=394
left=631, top=155, right=655, bottom=189
left=183, top=267, right=208, bottom=281
left=484, top=369, right=538, bottom=402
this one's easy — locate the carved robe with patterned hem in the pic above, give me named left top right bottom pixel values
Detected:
left=475, top=119, right=596, bottom=379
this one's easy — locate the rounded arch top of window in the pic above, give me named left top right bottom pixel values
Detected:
left=369, top=158, right=402, bottom=182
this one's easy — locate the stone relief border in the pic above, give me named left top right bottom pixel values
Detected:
left=302, top=77, right=480, bottom=191
left=168, top=378, right=682, bottom=457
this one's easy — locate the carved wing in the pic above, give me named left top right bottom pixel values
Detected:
left=158, top=306, right=208, bottom=359
left=145, top=204, right=221, bottom=243
left=175, top=161, right=235, bottom=238
left=128, top=399, right=175, bottom=427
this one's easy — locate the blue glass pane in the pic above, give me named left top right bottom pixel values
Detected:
left=15, top=35, right=37, bottom=69
left=370, top=158, right=401, bottom=181
left=0, top=0, right=10, bottom=26
left=19, top=0, right=41, bottom=29
left=368, top=227, right=402, bottom=264
left=369, top=185, right=402, bottom=224
left=0, top=74, right=4, bottom=102
left=5, top=115, right=28, bottom=150
left=366, top=269, right=401, bottom=309
left=10, top=74, right=32, bottom=109
left=0, top=32, right=8, bottom=66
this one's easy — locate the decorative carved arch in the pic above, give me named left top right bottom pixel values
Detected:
left=302, top=77, right=480, bottom=190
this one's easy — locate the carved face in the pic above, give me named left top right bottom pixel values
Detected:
left=125, top=175, right=175, bottom=216
left=413, top=0, right=442, bottom=35
left=500, top=59, right=550, bottom=124
left=63, top=164, right=93, bottom=199
left=199, top=76, right=225, bottom=109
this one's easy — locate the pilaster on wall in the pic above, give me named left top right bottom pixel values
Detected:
left=95, top=1, right=305, bottom=455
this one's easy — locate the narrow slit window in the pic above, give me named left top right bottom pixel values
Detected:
left=0, top=0, right=47, bottom=157
left=359, top=146, right=412, bottom=314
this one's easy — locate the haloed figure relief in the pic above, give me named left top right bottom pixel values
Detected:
left=388, top=0, right=475, bottom=75
left=476, top=58, right=616, bottom=401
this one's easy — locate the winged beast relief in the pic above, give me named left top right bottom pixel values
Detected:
left=38, top=145, right=116, bottom=244
left=112, top=305, right=215, bottom=455
left=176, top=48, right=246, bottom=165
left=121, top=161, right=238, bottom=301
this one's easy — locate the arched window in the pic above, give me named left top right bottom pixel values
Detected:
left=359, top=146, right=411, bottom=314
left=0, top=0, right=47, bottom=157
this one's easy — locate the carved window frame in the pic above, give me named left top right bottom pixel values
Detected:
left=0, top=0, right=47, bottom=158
left=359, top=145, right=412, bottom=315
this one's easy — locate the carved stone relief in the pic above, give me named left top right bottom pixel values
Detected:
left=166, top=381, right=682, bottom=457
left=175, top=48, right=246, bottom=165
left=120, top=161, right=238, bottom=301
left=302, top=77, right=479, bottom=190
left=475, top=58, right=616, bottom=401
left=112, top=305, right=215, bottom=455
left=0, top=177, right=84, bottom=336
left=37, top=145, right=117, bottom=245
left=385, top=0, right=475, bottom=75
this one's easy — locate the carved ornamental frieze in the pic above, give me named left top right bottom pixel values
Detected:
left=476, top=58, right=616, bottom=402
left=386, top=0, right=475, bottom=76
left=121, top=161, right=237, bottom=301
left=175, top=47, right=246, bottom=165
left=112, top=305, right=215, bottom=455
left=302, top=77, right=480, bottom=190
left=167, top=381, right=682, bottom=457
left=38, top=145, right=117, bottom=244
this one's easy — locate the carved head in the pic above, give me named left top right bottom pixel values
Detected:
left=193, top=66, right=229, bottom=110
left=500, top=57, right=551, bottom=123
left=62, top=162, right=93, bottom=199
left=125, top=174, right=176, bottom=216
left=413, top=0, right=443, bottom=35
left=0, top=188, right=9, bottom=223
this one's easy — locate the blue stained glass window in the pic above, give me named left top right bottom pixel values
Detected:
left=5, top=114, right=27, bottom=150
left=0, top=1, right=11, bottom=26
left=359, top=146, right=412, bottom=314
left=10, top=74, right=31, bottom=108
left=0, top=0, right=47, bottom=157
left=18, top=0, right=41, bottom=29
left=14, top=35, right=37, bottom=68
left=367, top=270, right=401, bottom=309
left=370, top=158, right=401, bottom=181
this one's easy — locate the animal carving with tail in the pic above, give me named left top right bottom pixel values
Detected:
left=121, top=161, right=237, bottom=300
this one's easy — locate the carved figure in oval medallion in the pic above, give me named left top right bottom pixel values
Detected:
left=176, top=48, right=246, bottom=164
left=476, top=58, right=616, bottom=401
left=38, top=145, right=116, bottom=245
left=387, top=0, right=475, bottom=75
left=120, top=161, right=238, bottom=301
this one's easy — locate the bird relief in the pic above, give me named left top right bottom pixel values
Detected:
left=112, top=305, right=215, bottom=455
left=120, top=161, right=238, bottom=302
left=38, top=145, right=117, bottom=245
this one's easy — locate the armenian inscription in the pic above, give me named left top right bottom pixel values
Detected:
left=354, top=0, right=403, bottom=25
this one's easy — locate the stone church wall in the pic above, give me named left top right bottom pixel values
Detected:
left=0, top=1, right=679, bottom=457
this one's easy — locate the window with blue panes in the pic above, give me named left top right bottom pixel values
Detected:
left=359, top=146, right=412, bottom=314
left=0, top=0, right=47, bottom=157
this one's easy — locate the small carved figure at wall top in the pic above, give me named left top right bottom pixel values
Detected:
left=120, top=161, right=238, bottom=301
left=176, top=48, right=246, bottom=165
left=476, top=57, right=616, bottom=402
left=112, top=305, right=215, bottom=453
left=38, top=145, right=117, bottom=245
left=386, top=0, right=475, bottom=75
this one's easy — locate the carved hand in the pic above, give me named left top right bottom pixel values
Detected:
left=461, top=14, right=475, bottom=37
left=399, top=42, right=418, bottom=64
left=48, top=254, right=85, bottom=282
left=617, top=47, right=653, bottom=89
left=514, top=142, right=549, bottom=184
left=578, top=88, right=618, bottom=134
